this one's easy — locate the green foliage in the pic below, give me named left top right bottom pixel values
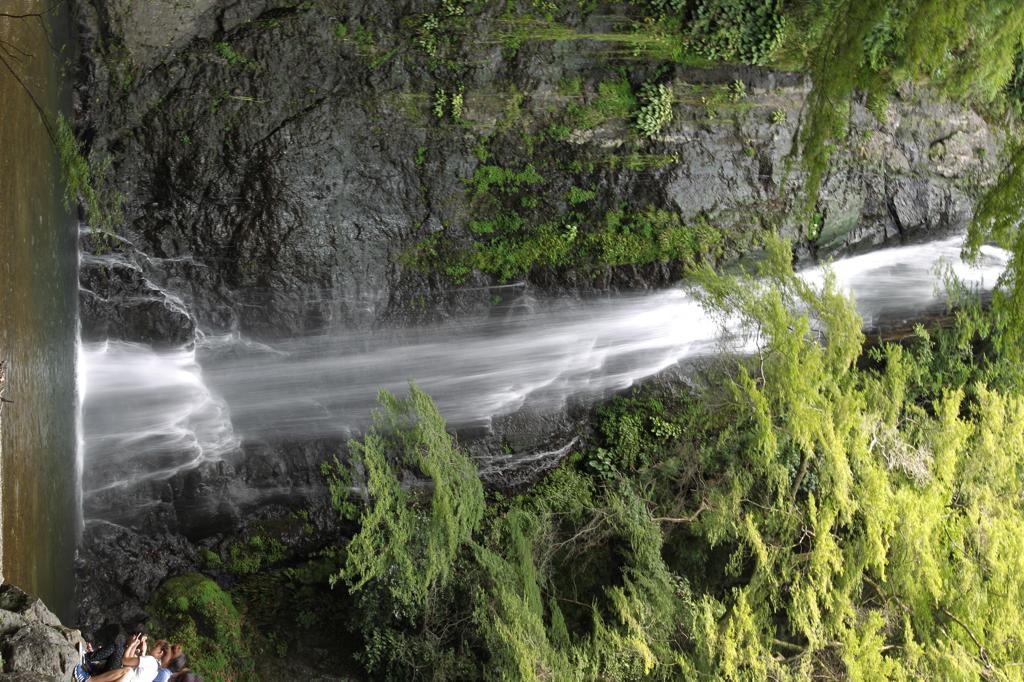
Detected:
left=567, top=77, right=638, bottom=130
left=607, top=151, right=681, bottom=170
left=147, top=574, right=256, bottom=682
left=214, top=42, right=251, bottom=68
left=472, top=511, right=582, bottom=682
left=672, top=236, right=1024, bottom=678
left=558, top=76, right=582, bottom=97
left=497, top=18, right=690, bottom=62
left=332, top=384, right=485, bottom=611
left=407, top=201, right=722, bottom=283
left=226, top=535, right=286, bottom=575
left=469, top=221, right=578, bottom=281
left=55, top=115, right=121, bottom=236
left=798, top=0, right=885, bottom=215
left=433, top=88, right=448, bottom=119
left=630, top=0, right=686, bottom=15
left=469, top=211, right=525, bottom=236
left=634, top=82, right=673, bottom=138
left=593, top=77, right=637, bottom=119
left=964, top=141, right=1024, bottom=372
left=416, top=14, right=441, bottom=57
left=688, top=0, right=787, bottom=64
left=441, top=0, right=467, bottom=16
left=294, top=244, right=1024, bottom=678
left=565, top=186, right=596, bottom=205
left=587, top=206, right=723, bottom=268
left=797, top=1, right=1024, bottom=212
left=201, top=548, right=222, bottom=569
left=595, top=392, right=683, bottom=470
left=467, top=163, right=544, bottom=196
left=451, top=85, right=465, bottom=120
left=1006, top=49, right=1024, bottom=112
left=729, top=78, right=747, bottom=101
left=323, top=454, right=361, bottom=522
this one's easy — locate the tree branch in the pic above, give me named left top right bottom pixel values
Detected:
left=790, top=450, right=812, bottom=498
left=0, top=44, right=55, bottom=145
left=941, top=606, right=992, bottom=673
left=652, top=500, right=708, bottom=524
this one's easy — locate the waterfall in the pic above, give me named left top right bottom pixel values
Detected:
left=79, top=235, right=1010, bottom=508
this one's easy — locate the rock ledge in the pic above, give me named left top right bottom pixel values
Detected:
left=0, top=583, right=83, bottom=681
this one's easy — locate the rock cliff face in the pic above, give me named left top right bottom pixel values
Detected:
left=0, top=583, right=84, bottom=681
left=74, top=0, right=1000, bottom=340
left=70, top=0, right=1003, bottom=640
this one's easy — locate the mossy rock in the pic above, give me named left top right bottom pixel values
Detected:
left=147, top=573, right=256, bottom=682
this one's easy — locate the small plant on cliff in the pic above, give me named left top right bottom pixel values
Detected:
left=214, top=42, right=251, bottom=68
left=566, top=186, right=596, bottom=205
left=417, top=14, right=441, bottom=57
left=729, top=78, right=747, bottom=101
left=451, top=85, right=465, bottom=120
left=634, top=82, right=673, bottom=138
left=55, top=115, right=121, bottom=238
left=441, top=0, right=466, bottom=16
left=433, top=88, right=447, bottom=119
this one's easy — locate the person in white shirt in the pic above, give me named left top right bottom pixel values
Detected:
left=74, top=633, right=167, bottom=682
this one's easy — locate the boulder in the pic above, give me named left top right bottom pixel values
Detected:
left=0, top=584, right=83, bottom=681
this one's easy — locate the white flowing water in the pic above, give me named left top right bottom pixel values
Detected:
left=80, top=236, right=1010, bottom=504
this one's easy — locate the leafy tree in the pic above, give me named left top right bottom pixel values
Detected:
left=319, top=240, right=1024, bottom=681
left=798, top=0, right=1024, bottom=214
left=966, top=142, right=1024, bottom=367
left=331, top=384, right=484, bottom=610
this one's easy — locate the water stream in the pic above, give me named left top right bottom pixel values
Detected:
left=0, top=1, right=77, bottom=620
left=80, top=235, right=1009, bottom=508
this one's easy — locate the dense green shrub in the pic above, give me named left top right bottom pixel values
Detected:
left=313, top=239, right=1024, bottom=679
left=565, top=186, right=596, bottom=205
left=592, top=77, right=637, bottom=119
left=225, top=535, right=286, bottom=575
left=688, top=0, right=786, bottom=64
left=965, top=141, right=1024, bottom=383
left=587, top=207, right=723, bottom=268
left=566, top=77, right=638, bottom=130
left=329, top=384, right=484, bottom=611
left=469, top=222, right=578, bottom=281
left=468, top=212, right=525, bottom=236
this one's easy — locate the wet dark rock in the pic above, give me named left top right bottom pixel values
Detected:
left=80, top=257, right=196, bottom=347
left=0, top=584, right=84, bottom=681
left=73, top=0, right=1002, bottom=341
left=74, top=523, right=199, bottom=640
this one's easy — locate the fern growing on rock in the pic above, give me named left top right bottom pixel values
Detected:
left=634, top=82, right=673, bottom=139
